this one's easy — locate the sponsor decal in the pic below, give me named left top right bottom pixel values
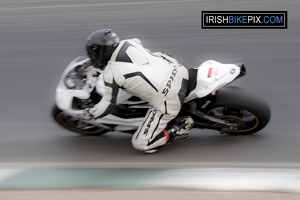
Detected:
left=208, top=68, right=218, bottom=78
left=58, top=98, right=64, bottom=104
left=208, top=68, right=213, bottom=78
left=213, top=68, right=218, bottom=77
left=144, top=110, right=157, bottom=135
left=162, top=68, right=177, bottom=96
left=230, top=68, right=236, bottom=74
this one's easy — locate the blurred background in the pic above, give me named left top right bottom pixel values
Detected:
left=0, top=0, right=299, bottom=166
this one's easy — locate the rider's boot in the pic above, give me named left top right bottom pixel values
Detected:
left=143, top=117, right=194, bottom=153
left=167, top=116, right=194, bottom=143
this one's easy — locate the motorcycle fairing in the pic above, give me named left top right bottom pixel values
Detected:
left=184, top=60, right=241, bottom=102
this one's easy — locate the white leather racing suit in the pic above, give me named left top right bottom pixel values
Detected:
left=89, top=38, right=189, bottom=151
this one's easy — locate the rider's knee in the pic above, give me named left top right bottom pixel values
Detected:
left=131, top=137, right=149, bottom=151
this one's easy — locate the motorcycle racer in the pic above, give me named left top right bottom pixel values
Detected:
left=84, top=29, right=193, bottom=153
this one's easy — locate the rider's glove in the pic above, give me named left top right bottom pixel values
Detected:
left=82, top=108, right=94, bottom=121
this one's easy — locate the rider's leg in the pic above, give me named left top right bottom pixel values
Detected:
left=131, top=106, right=175, bottom=152
left=131, top=93, right=194, bottom=153
left=131, top=64, right=190, bottom=153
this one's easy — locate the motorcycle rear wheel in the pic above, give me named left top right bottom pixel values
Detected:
left=205, top=86, right=271, bottom=135
left=52, top=105, right=108, bottom=136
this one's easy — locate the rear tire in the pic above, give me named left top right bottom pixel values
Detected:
left=205, top=86, right=271, bottom=135
left=52, top=105, right=108, bottom=136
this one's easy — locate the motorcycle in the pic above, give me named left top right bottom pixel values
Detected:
left=52, top=56, right=271, bottom=136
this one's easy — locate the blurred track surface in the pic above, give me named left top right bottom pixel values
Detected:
left=0, top=0, right=299, bottom=166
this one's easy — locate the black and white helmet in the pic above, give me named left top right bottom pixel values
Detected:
left=86, top=29, right=120, bottom=70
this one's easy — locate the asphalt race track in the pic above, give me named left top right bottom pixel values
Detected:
left=0, top=0, right=299, bottom=167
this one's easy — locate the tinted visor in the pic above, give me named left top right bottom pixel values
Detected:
left=86, top=45, right=113, bottom=70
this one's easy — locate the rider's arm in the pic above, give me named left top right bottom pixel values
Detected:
left=88, top=65, right=119, bottom=118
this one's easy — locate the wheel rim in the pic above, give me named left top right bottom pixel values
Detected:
left=56, top=112, right=106, bottom=134
left=207, top=106, right=259, bottom=132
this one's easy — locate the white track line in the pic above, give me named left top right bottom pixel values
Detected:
left=0, top=0, right=201, bottom=11
left=154, top=168, right=300, bottom=192
left=0, top=168, right=300, bottom=192
left=1, top=162, right=300, bottom=169
left=0, top=169, right=25, bottom=182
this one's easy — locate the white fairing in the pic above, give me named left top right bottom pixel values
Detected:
left=185, top=60, right=241, bottom=102
left=56, top=57, right=92, bottom=111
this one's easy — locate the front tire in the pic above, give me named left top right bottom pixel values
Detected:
left=205, top=86, right=271, bottom=135
left=52, top=105, right=108, bottom=136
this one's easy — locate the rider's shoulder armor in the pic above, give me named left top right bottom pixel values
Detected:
left=110, top=39, right=149, bottom=66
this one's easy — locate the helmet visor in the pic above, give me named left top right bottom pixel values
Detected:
left=86, top=45, right=116, bottom=70
left=86, top=45, right=106, bottom=69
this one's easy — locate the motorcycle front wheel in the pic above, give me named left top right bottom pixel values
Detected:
left=205, top=86, right=271, bottom=135
left=52, top=105, right=108, bottom=136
